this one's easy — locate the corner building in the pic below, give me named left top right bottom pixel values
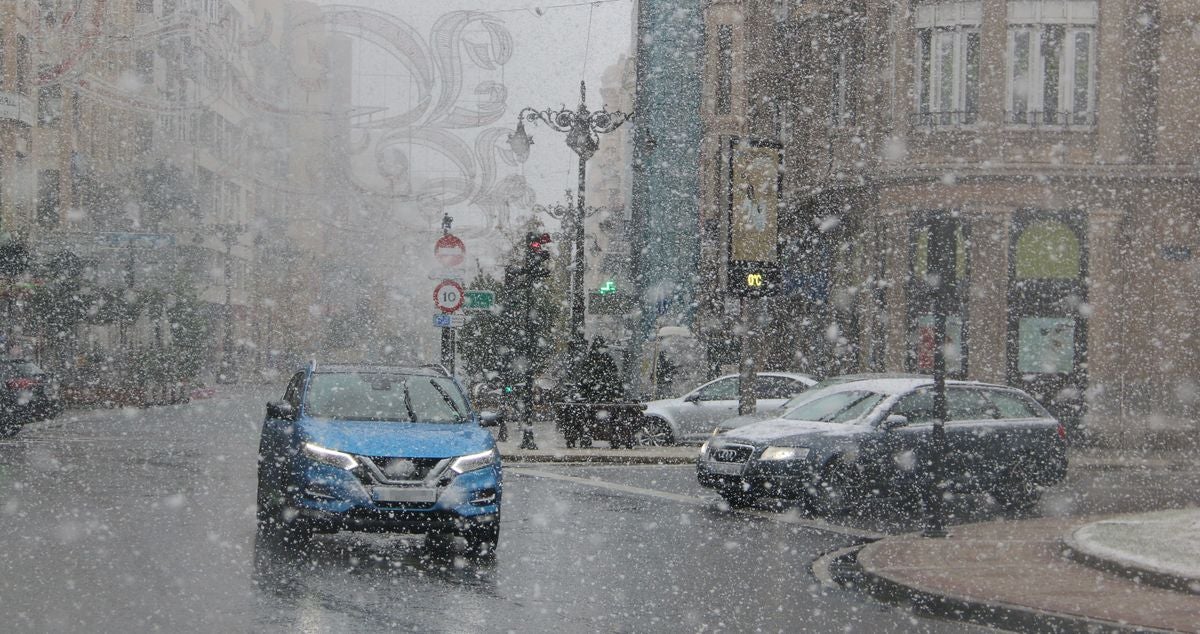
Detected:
left=699, top=0, right=1200, bottom=446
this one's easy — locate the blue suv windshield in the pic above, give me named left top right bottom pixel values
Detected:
left=304, top=372, right=468, bottom=423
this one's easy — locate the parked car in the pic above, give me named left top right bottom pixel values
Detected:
left=639, top=372, right=817, bottom=446
left=697, top=377, right=1068, bottom=515
left=256, top=363, right=505, bottom=557
left=712, top=373, right=931, bottom=436
left=0, top=359, right=63, bottom=436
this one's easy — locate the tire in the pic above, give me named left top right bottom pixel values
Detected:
left=461, top=520, right=500, bottom=559
left=992, top=476, right=1041, bottom=517
left=719, top=489, right=757, bottom=509
left=256, top=472, right=311, bottom=545
left=635, top=417, right=674, bottom=447
left=807, top=461, right=857, bottom=517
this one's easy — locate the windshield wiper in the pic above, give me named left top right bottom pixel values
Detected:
left=400, top=380, right=417, bottom=422
left=430, top=380, right=466, bottom=422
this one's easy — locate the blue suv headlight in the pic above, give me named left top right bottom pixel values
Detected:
left=302, top=442, right=360, bottom=470
left=449, top=448, right=497, bottom=474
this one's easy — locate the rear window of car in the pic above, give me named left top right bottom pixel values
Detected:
left=754, top=376, right=806, bottom=399
left=984, top=389, right=1047, bottom=419
left=782, top=390, right=887, bottom=424
left=304, top=373, right=468, bottom=423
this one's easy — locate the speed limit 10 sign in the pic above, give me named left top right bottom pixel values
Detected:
left=433, top=279, right=464, bottom=313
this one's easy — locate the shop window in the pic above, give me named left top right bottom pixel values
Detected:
left=1014, top=219, right=1080, bottom=279
left=907, top=214, right=969, bottom=377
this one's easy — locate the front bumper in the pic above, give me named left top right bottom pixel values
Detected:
left=696, top=457, right=819, bottom=499
left=291, top=461, right=502, bottom=533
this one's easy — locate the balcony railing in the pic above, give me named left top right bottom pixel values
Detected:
left=1005, top=110, right=1096, bottom=128
left=909, top=110, right=979, bottom=127
left=0, top=91, right=36, bottom=126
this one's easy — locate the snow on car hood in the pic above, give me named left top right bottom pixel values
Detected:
left=723, top=418, right=867, bottom=444
left=301, top=419, right=495, bottom=458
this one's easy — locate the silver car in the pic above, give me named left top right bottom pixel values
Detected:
left=638, top=372, right=816, bottom=445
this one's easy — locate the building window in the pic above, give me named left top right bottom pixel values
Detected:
left=15, top=35, right=30, bottom=94
left=830, top=48, right=854, bottom=127
left=914, top=1, right=981, bottom=127
left=136, top=49, right=155, bottom=81
left=716, top=25, right=733, bottom=115
left=38, top=83, right=63, bottom=125
left=37, top=170, right=61, bottom=226
left=907, top=214, right=969, bottom=377
left=136, top=0, right=154, bottom=13
left=773, top=0, right=790, bottom=22
left=1007, top=0, right=1097, bottom=127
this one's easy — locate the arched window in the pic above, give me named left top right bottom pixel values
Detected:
left=1014, top=219, right=1081, bottom=279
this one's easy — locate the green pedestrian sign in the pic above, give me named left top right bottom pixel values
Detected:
left=464, top=290, right=495, bottom=311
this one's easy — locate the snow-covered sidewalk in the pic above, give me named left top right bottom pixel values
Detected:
left=1067, top=508, right=1200, bottom=594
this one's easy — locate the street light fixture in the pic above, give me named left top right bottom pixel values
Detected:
left=509, top=81, right=632, bottom=368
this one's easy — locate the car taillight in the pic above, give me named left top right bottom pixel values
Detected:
left=5, top=378, right=36, bottom=391
left=1057, top=423, right=1066, bottom=440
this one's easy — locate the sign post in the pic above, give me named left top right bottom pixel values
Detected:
left=727, top=137, right=783, bottom=415
left=434, top=216, right=465, bottom=375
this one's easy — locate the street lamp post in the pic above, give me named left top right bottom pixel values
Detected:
left=508, top=81, right=632, bottom=369
left=207, top=223, right=245, bottom=384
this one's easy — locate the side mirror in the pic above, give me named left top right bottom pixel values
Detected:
left=684, top=393, right=701, bottom=404
left=266, top=401, right=296, bottom=421
left=881, top=414, right=909, bottom=431
left=479, top=411, right=504, bottom=427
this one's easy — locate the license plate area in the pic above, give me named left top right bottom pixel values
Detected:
left=372, top=486, right=437, bottom=503
left=704, top=461, right=745, bottom=476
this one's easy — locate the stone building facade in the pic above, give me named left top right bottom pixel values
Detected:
left=700, top=0, right=1200, bottom=446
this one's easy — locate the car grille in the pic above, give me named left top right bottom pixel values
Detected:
left=364, top=457, right=444, bottom=483
left=710, top=444, right=754, bottom=463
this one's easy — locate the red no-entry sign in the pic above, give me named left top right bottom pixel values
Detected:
left=434, top=234, right=466, bottom=268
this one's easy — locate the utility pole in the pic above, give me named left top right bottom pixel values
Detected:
left=923, top=220, right=957, bottom=538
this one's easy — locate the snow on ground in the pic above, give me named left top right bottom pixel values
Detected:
left=1071, top=508, right=1200, bottom=583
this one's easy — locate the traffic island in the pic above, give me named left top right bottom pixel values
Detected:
left=845, top=516, right=1200, bottom=632
left=1063, top=509, right=1200, bottom=595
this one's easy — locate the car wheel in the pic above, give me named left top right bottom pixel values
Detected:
left=635, top=418, right=674, bottom=447
left=808, top=461, right=856, bottom=517
left=992, top=474, right=1041, bottom=517
left=461, top=520, right=500, bottom=559
left=719, top=489, right=757, bottom=509
left=256, top=473, right=311, bottom=543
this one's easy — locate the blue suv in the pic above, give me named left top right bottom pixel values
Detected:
left=256, top=363, right=503, bottom=556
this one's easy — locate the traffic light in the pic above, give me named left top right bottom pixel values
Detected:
left=525, top=232, right=552, bottom=277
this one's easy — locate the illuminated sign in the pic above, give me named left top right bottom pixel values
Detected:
left=726, top=137, right=782, bottom=298
left=598, top=280, right=617, bottom=295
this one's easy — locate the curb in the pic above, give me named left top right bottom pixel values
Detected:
left=498, top=449, right=696, bottom=465
left=1062, top=531, right=1200, bottom=596
left=846, top=537, right=1174, bottom=634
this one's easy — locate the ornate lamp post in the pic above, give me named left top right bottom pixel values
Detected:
left=508, top=81, right=632, bottom=367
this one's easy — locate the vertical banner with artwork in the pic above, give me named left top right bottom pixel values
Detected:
left=726, top=138, right=782, bottom=296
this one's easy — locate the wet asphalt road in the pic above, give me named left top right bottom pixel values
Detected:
left=0, top=389, right=1192, bottom=633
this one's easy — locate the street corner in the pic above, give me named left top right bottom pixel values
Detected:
left=847, top=515, right=1200, bottom=633
left=1063, top=508, right=1200, bottom=596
